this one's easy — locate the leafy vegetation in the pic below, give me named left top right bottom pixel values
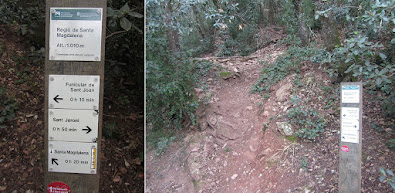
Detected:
left=379, top=167, right=395, bottom=190
left=0, top=87, right=18, bottom=129
left=287, top=96, right=326, bottom=140
left=251, top=46, right=319, bottom=94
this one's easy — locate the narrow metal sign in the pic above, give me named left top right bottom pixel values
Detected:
left=48, top=141, right=97, bottom=174
left=48, top=75, right=100, bottom=110
left=49, top=8, right=103, bottom=61
left=48, top=109, right=98, bottom=143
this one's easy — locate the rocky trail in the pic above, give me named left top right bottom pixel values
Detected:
left=147, top=43, right=316, bottom=192
left=146, top=37, right=394, bottom=192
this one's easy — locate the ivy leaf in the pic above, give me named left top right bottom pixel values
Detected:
left=20, top=25, right=27, bottom=35
left=107, top=7, right=114, bottom=17
left=379, top=167, right=386, bottom=175
left=129, top=12, right=143, bottom=18
left=379, top=175, right=386, bottom=182
left=387, top=169, right=394, bottom=176
left=379, top=53, right=387, bottom=60
left=120, top=17, right=132, bottom=31
left=120, top=3, right=130, bottom=13
left=130, top=22, right=143, bottom=34
left=391, top=38, right=395, bottom=44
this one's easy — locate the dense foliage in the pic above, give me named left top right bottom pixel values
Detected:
left=0, top=87, right=18, bottom=129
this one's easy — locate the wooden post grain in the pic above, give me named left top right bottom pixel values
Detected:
left=44, top=0, right=106, bottom=192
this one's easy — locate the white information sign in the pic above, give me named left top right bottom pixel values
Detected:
left=48, top=75, right=100, bottom=110
left=49, top=109, right=98, bottom=143
left=49, top=8, right=102, bottom=61
left=341, top=107, right=359, bottom=120
left=341, top=85, right=360, bottom=103
left=48, top=141, right=97, bottom=174
left=341, top=107, right=360, bottom=143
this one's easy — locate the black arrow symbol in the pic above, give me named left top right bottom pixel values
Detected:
left=52, top=158, right=59, bottom=165
left=53, top=95, right=63, bottom=103
left=82, top=126, right=92, bottom=134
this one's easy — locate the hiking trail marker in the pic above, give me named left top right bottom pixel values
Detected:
left=45, top=0, right=106, bottom=192
left=339, top=82, right=363, bottom=193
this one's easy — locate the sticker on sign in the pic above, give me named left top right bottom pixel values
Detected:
left=49, top=8, right=103, bottom=61
left=48, top=141, right=97, bottom=174
left=47, top=181, right=70, bottom=193
left=48, top=75, right=100, bottom=110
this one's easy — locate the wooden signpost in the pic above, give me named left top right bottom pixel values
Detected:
left=44, top=0, right=106, bottom=192
left=339, top=82, right=363, bottom=193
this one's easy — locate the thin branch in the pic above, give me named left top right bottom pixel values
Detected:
left=106, top=30, right=128, bottom=39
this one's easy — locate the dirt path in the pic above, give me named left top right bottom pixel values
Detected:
left=146, top=38, right=394, bottom=192
left=146, top=43, right=309, bottom=192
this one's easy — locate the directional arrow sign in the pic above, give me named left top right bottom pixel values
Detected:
left=53, top=95, right=63, bottom=103
left=48, top=75, right=100, bottom=110
left=48, top=141, right=97, bottom=174
left=49, top=109, right=98, bottom=142
left=52, top=158, right=59, bottom=165
left=83, top=126, right=92, bottom=134
left=341, top=107, right=359, bottom=120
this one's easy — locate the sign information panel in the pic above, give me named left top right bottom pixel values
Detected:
left=48, top=75, right=100, bottom=110
left=341, top=85, right=360, bottom=103
left=48, top=141, right=97, bottom=174
left=49, top=8, right=103, bottom=61
left=341, top=107, right=360, bottom=143
left=48, top=109, right=98, bottom=143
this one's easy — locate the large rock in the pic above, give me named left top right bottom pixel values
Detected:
left=275, top=82, right=292, bottom=102
left=276, top=122, right=293, bottom=136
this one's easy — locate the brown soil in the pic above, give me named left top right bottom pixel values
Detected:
left=146, top=28, right=394, bottom=192
left=0, top=25, right=144, bottom=192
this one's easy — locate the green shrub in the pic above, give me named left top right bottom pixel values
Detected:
left=379, top=167, right=395, bottom=190
left=0, top=87, right=18, bottom=128
left=286, top=96, right=326, bottom=140
left=386, top=139, right=395, bottom=151
left=0, top=0, right=45, bottom=47
left=252, top=46, right=319, bottom=94
left=147, top=54, right=207, bottom=131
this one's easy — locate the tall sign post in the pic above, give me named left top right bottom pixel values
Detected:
left=339, top=82, right=363, bottom=193
left=44, top=0, right=106, bottom=192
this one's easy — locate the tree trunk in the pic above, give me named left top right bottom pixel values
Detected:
left=292, top=0, right=309, bottom=46
left=321, top=16, right=341, bottom=51
left=164, top=0, right=180, bottom=53
left=267, top=0, right=277, bottom=25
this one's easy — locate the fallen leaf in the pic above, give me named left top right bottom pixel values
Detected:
left=120, top=167, right=127, bottom=174
left=129, top=113, right=138, bottom=121
left=124, top=159, right=130, bottom=168
left=0, top=186, right=6, bottom=191
left=25, top=114, right=34, bottom=118
left=113, top=175, right=121, bottom=183
left=133, top=157, right=142, bottom=165
left=138, top=173, right=144, bottom=178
